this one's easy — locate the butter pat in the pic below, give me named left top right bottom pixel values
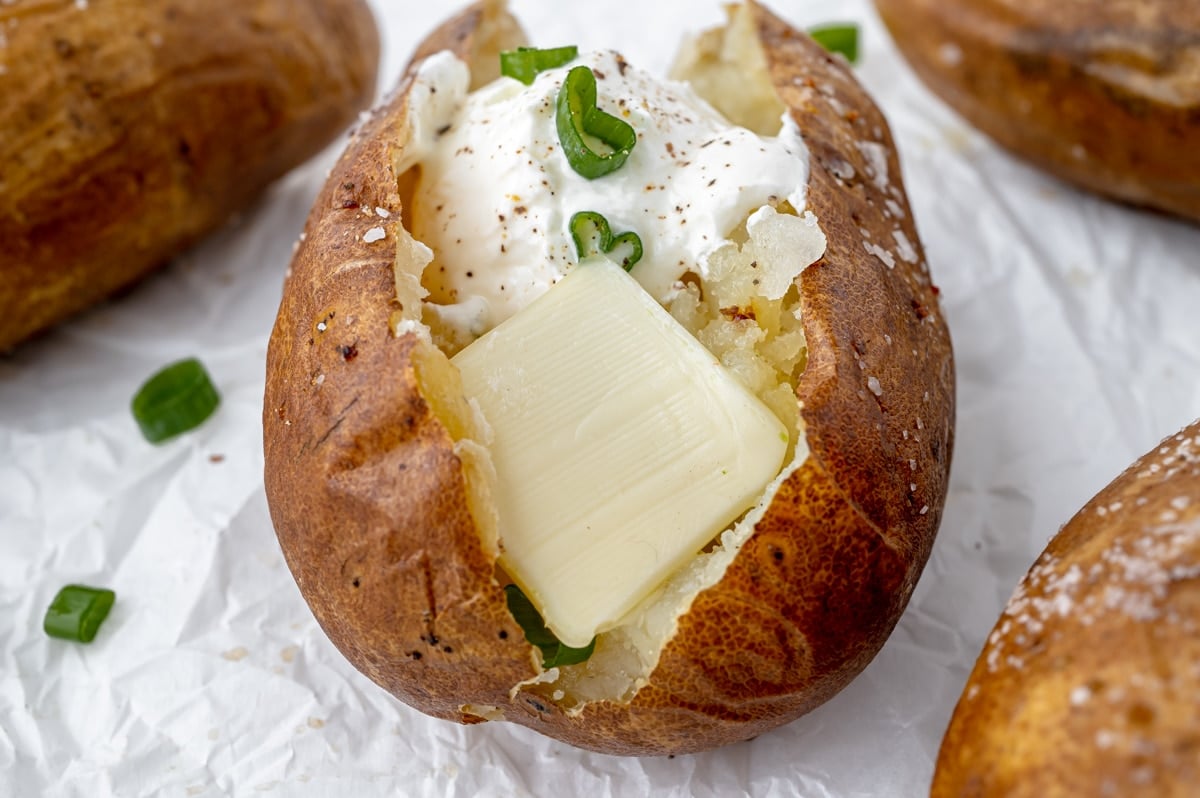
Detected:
left=451, top=259, right=788, bottom=648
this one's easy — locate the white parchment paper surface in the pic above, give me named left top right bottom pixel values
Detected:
left=3, top=1, right=1199, bottom=796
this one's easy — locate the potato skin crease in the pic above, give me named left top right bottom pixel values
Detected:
left=264, top=0, right=955, bottom=756
left=874, top=0, right=1200, bottom=223
left=934, top=419, right=1200, bottom=797
left=0, top=0, right=380, bottom=350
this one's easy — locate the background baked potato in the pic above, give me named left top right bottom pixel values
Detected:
left=264, top=0, right=954, bottom=755
left=873, top=0, right=1200, bottom=223
left=934, top=418, right=1200, bottom=796
left=0, top=0, right=380, bottom=351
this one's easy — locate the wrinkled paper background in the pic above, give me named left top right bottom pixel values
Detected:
left=3, top=1, right=1199, bottom=795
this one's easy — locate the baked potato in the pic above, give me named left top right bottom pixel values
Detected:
left=0, top=0, right=380, bottom=351
left=263, top=0, right=954, bottom=755
left=934, top=418, right=1200, bottom=796
left=874, top=0, right=1200, bottom=223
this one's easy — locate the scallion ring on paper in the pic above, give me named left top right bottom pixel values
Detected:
left=44, top=585, right=116, bottom=643
left=809, top=23, right=860, bottom=64
left=555, top=65, right=637, bottom=179
left=569, top=211, right=643, bottom=271
left=131, top=357, right=221, bottom=444
left=500, top=45, right=578, bottom=85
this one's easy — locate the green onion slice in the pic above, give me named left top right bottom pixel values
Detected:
left=500, top=45, right=579, bottom=85
left=809, top=23, right=860, bottom=64
left=44, top=585, right=116, bottom=643
left=504, top=584, right=595, bottom=668
left=556, top=66, right=637, bottom=179
left=569, top=211, right=642, bottom=271
left=131, top=357, right=220, bottom=444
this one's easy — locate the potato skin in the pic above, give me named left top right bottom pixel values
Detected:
left=0, top=0, right=380, bottom=351
left=263, top=0, right=954, bottom=755
left=934, top=419, right=1200, bottom=797
left=874, top=0, right=1200, bottom=222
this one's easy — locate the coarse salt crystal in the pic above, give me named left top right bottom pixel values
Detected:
left=856, top=141, right=890, bottom=190
left=938, top=42, right=963, bottom=66
left=864, top=241, right=896, bottom=269
left=363, top=227, right=386, bottom=243
left=375, top=207, right=391, bottom=218
left=867, top=376, right=882, bottom=396
left=892, top=229, right=918, bottom=263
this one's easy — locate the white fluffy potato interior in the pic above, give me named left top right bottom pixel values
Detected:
left=395, top=3, right=825, bottom=705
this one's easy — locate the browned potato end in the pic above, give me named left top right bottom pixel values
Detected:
left=934, top=419, right=1200, bottom=796
left=0, top=0, right=380, bottom=350
left=874, top=0, right=1200, bottom=222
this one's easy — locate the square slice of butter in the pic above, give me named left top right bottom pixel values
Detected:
left=451, top=258, right=788, bottom=649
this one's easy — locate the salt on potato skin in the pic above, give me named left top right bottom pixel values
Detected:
left=935, top=419, right=1200, bottom=798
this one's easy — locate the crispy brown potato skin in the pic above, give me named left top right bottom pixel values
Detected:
left=264, top=0, right=955, bottom=755
left=0, top=0, right=379, bottom=351
left=874, top=0, right=1200, bottom=222
left=934, top=419, right=1200, bottom=797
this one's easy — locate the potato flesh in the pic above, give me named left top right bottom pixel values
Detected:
left=669, top=2, right=787, bottom=137
left=409, top=209, right=818, bottom=706
left=401, top=3, right=820, bottom=706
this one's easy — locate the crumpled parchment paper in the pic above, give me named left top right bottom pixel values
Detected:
left=3, top=1, right=1199, bottom=796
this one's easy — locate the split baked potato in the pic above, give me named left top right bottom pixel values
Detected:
left=0, top=0, right=380, bottom=351
left=874, top=0, right=1200, bottom=222
left=934, top=419, right=1200, bottom=796
left=264, top=0, right=954, bottom=755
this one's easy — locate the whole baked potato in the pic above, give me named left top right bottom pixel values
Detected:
left=264, top=0, right=954, bottom=755
left=934, top=419, right=1200, bottom=796
left=874, top=0, right=1200, bottom=223
left=0, top=0, right=380, bottom=351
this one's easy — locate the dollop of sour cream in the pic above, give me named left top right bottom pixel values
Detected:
left=405, top=49, right=812, bottom=336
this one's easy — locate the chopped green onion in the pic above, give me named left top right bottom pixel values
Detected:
left=570, top=211, right=643, bottom=271
left=504, top=584, right=595, bottom=668
left=500, top=45, right=578, bottom=85
left=556, top=65, right=637, bottom=179
left=131, top=357, right=220, bottom=444
left=809, top=23, right=860, bottom=64
left=44, top=585, right=115, bottom=643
